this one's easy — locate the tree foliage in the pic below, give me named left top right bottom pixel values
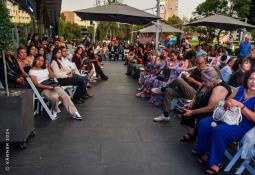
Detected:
left=165, top=15, right=182, bottom=29
left=96, top=22, right=135, bottom=41
left=58, top=13, right=89, bottom=42
left=229, top=0, right=251, bottom=18
left=194, top=0, right=229, bottom=17
left=192, top=0, right=252, bottom=44
left=248, top=0, right=255, bottom=24
left=0, top=3, right=12, bottom=52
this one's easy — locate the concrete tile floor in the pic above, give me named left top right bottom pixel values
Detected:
left=0, top=61, right=207, bottom=175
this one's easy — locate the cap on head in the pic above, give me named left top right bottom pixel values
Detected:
left=196, top=50, right=207, bottom=58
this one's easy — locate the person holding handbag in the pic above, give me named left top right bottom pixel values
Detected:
left=29, top=54, right=82, bottom=120
left=193, top=68, right=255, bottom=174
left=180, top=67, right=232, bottom=142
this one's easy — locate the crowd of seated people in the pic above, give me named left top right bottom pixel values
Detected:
left=125, top=42, right=255, bottom=174
left=0, top=33, right=109, bottom=120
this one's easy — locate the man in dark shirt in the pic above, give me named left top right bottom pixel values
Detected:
left=153, top=52, right=208, bottom=122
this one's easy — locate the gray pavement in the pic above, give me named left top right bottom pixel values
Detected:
left=1, top=61, right=205, bottom=175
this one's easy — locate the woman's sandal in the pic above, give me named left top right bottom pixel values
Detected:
left=205, top=168, right=219, bottom=175
left=205, top=165, right=222, bottom=175
left=180, top=133, right=195, bottom=142
left=191, top=149, right=201, bottom=156
left=197, top=154, right=208, bottom=165
left=136, top=92, right=145, bottom=98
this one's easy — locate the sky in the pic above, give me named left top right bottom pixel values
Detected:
left=61, top=0, right=205, bottom=19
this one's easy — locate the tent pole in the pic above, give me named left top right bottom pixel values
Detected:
left=155, top=0, right=160, bottom=54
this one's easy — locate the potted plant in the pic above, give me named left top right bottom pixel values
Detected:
left=0, top=1, right=35, bottom=149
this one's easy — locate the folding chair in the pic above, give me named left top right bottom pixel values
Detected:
left=26, top=77, right=56, bottom=120
left=62, top=85, right=76, bottom=98
left=224, top=127, right=255, bottom=175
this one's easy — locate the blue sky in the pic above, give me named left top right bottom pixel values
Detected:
left=61, top=0, right=205, bottom=18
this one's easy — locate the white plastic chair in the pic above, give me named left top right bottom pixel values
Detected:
left=26, top=77, right=56, bottom=120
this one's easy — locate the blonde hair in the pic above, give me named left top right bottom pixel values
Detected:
left=201, top=67, right=221, bottom=82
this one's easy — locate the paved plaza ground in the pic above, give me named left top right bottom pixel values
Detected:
left=1, top=61, right=208, bottom=175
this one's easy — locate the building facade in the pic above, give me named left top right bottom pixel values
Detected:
left=160, top=0, right=178, bottom=20
left=62, top=11, right=91, bottom=27
left=6, top=0, right=32, bottom=24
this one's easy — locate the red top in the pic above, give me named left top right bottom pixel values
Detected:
left=72, top=54, right=82, bottom=69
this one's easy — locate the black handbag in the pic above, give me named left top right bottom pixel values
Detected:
left=41, top=79, right=59, bottom=87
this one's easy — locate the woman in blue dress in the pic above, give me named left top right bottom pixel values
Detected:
left=194, top=68, right=255, bottom=174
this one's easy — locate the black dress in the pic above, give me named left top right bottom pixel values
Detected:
left=181, top=81, right=232, bottom=128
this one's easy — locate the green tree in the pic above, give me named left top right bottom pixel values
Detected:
left=0, top=2, right=12, bottom=52
left=166, top=15, right=182, bottom=25
left=194, top=0, right=229, bottom=17
left=248, top=0, right=255, bottom=24
left=192, top=0, right=252, bottom=44
left=229, top=0, right=251, bottom=18
left=0, top=2, right=13, bottom=95
left=58, top=13, right=87, bottom=42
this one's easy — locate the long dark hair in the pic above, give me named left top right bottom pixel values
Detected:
left=32, top=54, right=46, bottom=69
left=37, top=46, right=46, bottom=57
left=27, top=45, right=36, bottom=56
left=31, top=33, right=39, bottom=42
left=51, top=47, right=62, bottom=69
left=75, top=47, right=83, bottom=54
left=243, top=68, right=255, bottom=89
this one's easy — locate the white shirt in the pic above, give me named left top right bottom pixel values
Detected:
left=61, top=57, right=73, bottom=72
left=61, top=57, right=80, bottom=75
left=29, top=69, right=49, bottom=83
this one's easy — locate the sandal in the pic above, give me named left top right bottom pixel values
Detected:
left=136, top=92, right=144, bottom=97
left=197, top=154, right=208, bottom=165
left=191, top=149, right=201, bottom=156
left=180, top=133, right=195, bottom=142
left=205, top=168, right=219, bottom=175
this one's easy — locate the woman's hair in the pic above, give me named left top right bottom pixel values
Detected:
left=32, top=54, right=46, bottom=69
left=31, top=33, right=39, bottom=42
left=27, top=45, right=36, bottom=56
left=184, top=50, right=195, bottom=60
left=232, top=57, right=250, bottom=72
left=75, top=47, right=83, bottom=54
left=51, top=47, right=62, bottom=69
left=47, top=44, right=54, bottom=53
left=201, top=67, right=221, bottom=82
left=217, top=46, right=224, bottom=53
left=27, top=33, right=33, bottom=41
left=38, top=46, right=45, bottom=55
left=243, top=68, right=255, bottom=89
left=227, top=56, right=237, bottom=64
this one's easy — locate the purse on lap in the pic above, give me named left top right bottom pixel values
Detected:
left=212, top=101, right=242, bottom=125
left=41, top=79, right=60, bottom=87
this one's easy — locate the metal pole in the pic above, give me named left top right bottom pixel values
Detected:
left=2, top=50, right=9, bottom=96
left=240, top=18, right=248, bottom=42
left=155, top=0, right=160, bottom=54
left=93, top=21, right=97, bottom=43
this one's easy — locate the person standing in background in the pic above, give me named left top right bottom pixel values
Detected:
left=239, top=35, right=252, bottom=58
left=226, top=34, right=234, bottom=56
